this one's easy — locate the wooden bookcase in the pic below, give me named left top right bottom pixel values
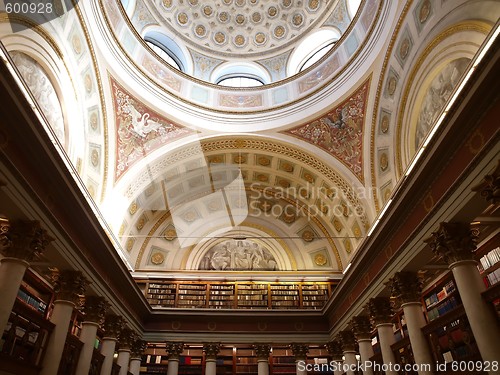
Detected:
left=270, top=346, right=295, bottom=375
left=137, top=279, right=336, bottom=310
left=235, top=347, right=257, bottom=374
left=422, top=275, right=459, bottom=322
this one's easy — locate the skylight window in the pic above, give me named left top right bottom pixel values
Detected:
left=145, top=40, right=182, bottom=71
left=217, top=76, right=264, bottom=88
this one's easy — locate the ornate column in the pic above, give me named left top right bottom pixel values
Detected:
left=40, top=270, right=87, bottom=375
left=339, top=330, right=357, bottom=375
left=100, top=314, right=124, bottom=375
left=471, top=160, right=500, bottom=210
left=117, top=328, right=137, bottom=375
left=389, top=271, right=434, bottom=374
left=290, top=343, right=308, bottom=375
left=254, top=344, right=271, bottom=375
left=0, top=219, right=52, bottom=333
left=165, top=342, right=184, bottom=375
left=326, top=340, right=343, bottom=375
left=203, top=343, right=220, bottom=375
left=425, top=222, right=500, bottom=367
left=351, top=315, right=374, bottom=375
left=129, top=339, right=147, bottom=375
left=367, top=297, right=398, bottom=375
left=75, top=296, right=109, bottom=375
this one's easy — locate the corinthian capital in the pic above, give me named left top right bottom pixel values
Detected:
left=50, top=269, right=87, bottom=304
left=203, top=343, right=221, bottom=359
left=424, top=222, right=477, bottom=265
left=83, top=296, right=109, bottom=324
left=118, top=328, right=137, bottom=350
left=131, top=339, right=148, bottom=358
left=0, top=220, right=53, bottom=261
left=366, top=297, right=393, bottom=326
left=471, top=160, right=500, bottom=206
left=338, top=330, right=356, bottom=352
left=388, top=271, right=423, bottom=304
left=103, top=314, right=124, bottom=339
left=351, top=315, right=372, bottom=341
left=326, top=340, right=342, bottom=360
left=290, top=343, right=309, bottom=360
left=165, top=342, right=184, bottom=359
left=254, top=344, right=271, bottom=359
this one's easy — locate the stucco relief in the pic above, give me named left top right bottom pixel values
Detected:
left=199, top=239, right=278, bottom=270
left=11, top=52, right=65, bottom=145
left=415, top=58, right=470, bottom=148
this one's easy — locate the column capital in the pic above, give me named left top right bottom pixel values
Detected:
left=338, top=330, right=357, bottom=352
left=290, top=343, right=309, bottom=360
left=424, top=222, right=477, bottom=265
left=165, top=342, right=184, bottom=359
left=471, top=160, right=500, bottom=206
left=366, top=297, right=393, bottom=326
left=50, top=269, right=87, bottom=305
left=82, top=296, right=109, bottom=324
left=103, top=314, right=125, bottom=339
left=254, top=344, right=272, bottom=360
left=388, top=271, right=423, bottom=305
left=351, top=315, right=372, bottom=341
left=325, top=340, right=343, bottom=361
left=0, top=220, right=53, bottom=262
left=203, top=343, right=220, bottom=359
left=131, top=339, right=147, bottom=359
left=118, top=327, right=137, bottom=350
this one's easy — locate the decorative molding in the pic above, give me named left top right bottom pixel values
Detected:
left=388, top=271, right=423, bottom=305
left=203, top=342, right=221, bottom=359
left=254, top=344, right=272, bottom=359
left=103, top=314, right=125, bottom=339
left=82, top=295, right=109, bottom=324
left=366, top=297, right=393, bottom=326
left=471, top=159, right=500, bottom=206
left=50, top=270, right=87, bottom=304
left=0, top=220, right=53, bottom=261
left=351, top=315, right=372, bottom=340
left=165, top=342, right=185, bottom=359
left=290, top=343, right=309, bottom=360
left=118, top=327, right=138, bottom=350
left=424, top=222, right=477, bottom=265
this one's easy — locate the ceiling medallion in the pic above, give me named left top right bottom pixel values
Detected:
left=255, top=32, right=266, bottom=45
left=214, top=32, right=226, bottom=44
left=379, top=152, right=388, bottom=171
left=195, top=25, right=207, bottom=37
left=308, top=0, right=320, bottom=10
left=188, top=0, right=198, bottom=5
left=273, top=26, right=286, bottom=39
left=267, top=6, right=278, bottom=17
left=218, top=11, right=230, bottom=23
left=292, top=13, right=304, bottom=27
left=222, top=0, right=232, bottom=4
left=302, top=230, right=314, bottom=242
left=235, top=0, right=245, bottom=6
left=164, top=228, right=176, bottom=241
left=251, top=12, right=262, bottom=23
left=419, top=0, right=431, bottom=23
left=282, top=0, right=292, bottom=7
left=162, top=0, right=172, bottom=8
left=177, top=12, right=188, bottom=25
left=314, top=253, right=327, bottom=266
left=399, top=38, right=410, bottom=59
left=151, top=252, right=165, bottom=265
left=202, top=6, right=213, bottom=16
left=234, top=35, right=246, bottom=46
left=257, top=156, right=271, bottom=166
left=380, top=114, right=389, bottom=133
left=235, top=14, right=246, bottom=25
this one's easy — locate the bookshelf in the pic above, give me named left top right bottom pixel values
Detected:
left=270, top=346, right=296, bottom=375
left=235, top=347, right=257, bottom=374
left=301, top=283, right=330, bottom=309
left=178, top=346, right=203, bottom=375
left=422, top=277, right=458, bottom=322
left=136, top=280, right=336, bottom=310
left=177, top=284, right=207, bottom=308
left=477, top=246, right=500, bottom=288
left=270, top=284, right=300, bottom=309
left=236, top=283, right=269, bottom=309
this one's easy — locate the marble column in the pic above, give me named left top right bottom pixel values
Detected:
left=75, top=296, right=109, bottom=375
left=129, top=339, right=147, bottom=375
left=165, top=342, right=184, bottom=375
left=389, top=271, right=434, bottom=374
left=351, top=315, right=374, bottom=375
left=254, top=344, right=271, bottom=375
left=117, top=328, right=137, bottom=375
left=290, top=343, right=309, bottom=375
left=0, top=219, right=52, bottom=333
left=100, top=314, right=124, bottom=375
left=426, top=222, right=500, bottom=368
left=367, top=297, right=398, bottom=375
left=40, top=270, right=87, bottom=375
left=339, top=330, right=358, bottom=375
left=203, top=343, right=220, bottom=375
left=326, top=340, right=343, bottom=375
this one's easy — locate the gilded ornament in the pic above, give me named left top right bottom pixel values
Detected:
left=268, top=6, right=278, bottom=17
left=344, top=239, right=352, bottom=253
left=222, top=0, right=232, bottom=4
left=274, top=26, right=285, bottom=38
left=195, top=25, right=206, bottom=37
left=126, top=238, right=134, bottom=252
left=257, top=156, right=271, bottom=166
left=256, top=174, right=268, bottom=182
left=207, top=200, right=221, bottom=211
left=379, top=152, right=388, bottom=171
left=292, top=14, right=303, bottom=26
left=202, top=6, right=213, bottom=16
left=281, top=162, right=294, bottom=172
left=387, top=76, right=397, bottom=96
left=136, top=216, right=146, bottom=230
left=236, top=0, right=245, bottom=5
left=162, top=0, right=172, bottom=7
left=419, top=0, right=431, bottom=23
left=380, top=114, right=389, bottom=133
left=150, top=252, right=165, bottom=265
left=128, top=201, right=138, bottom=215
left=302, top=230, right=314, bottom=242
left=255, top=33, right=266, bottom=44
left=214, top=32, right=226, bottom=44
left=90, top=112, right=98, bottom=130
left=84, top=74, right=92, bottom=93
left=314, top=253, right=327, bottom=266
left=352, top=223, right=361, bottom=237
left=277, top=178, right=290, bottom=188
left=234, top=35, right=246, bottom=46
left=333, top=218, right=342, bottom=232
left=260, top=200, right=273, bottom=212
left=164, top=228, right=176, bottom=240
left=252, top=12, right=262, bottom=23
left=303, top=172, right=314, bottom=183
left=183, top=211, right=197, bottom=222
left=282, top=0, right=291, bottom=6
left=71, top=34, right=82, bottom=55
left=308, top=0, right=319, bottom=10
left=90, top=149, right=99, bottom=166
left=236, top=14, right=245, bottom=24
left=177, top=12, right=188, bottom=25
left=399, top=38, right=410, bottom=59
left=282, top=212, right=295, bottom=223
left=188, top=0, right=198, bottom=5
left=234, top=139, right=247, bottom=148
left=233, top=154, right=246, bottom=163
